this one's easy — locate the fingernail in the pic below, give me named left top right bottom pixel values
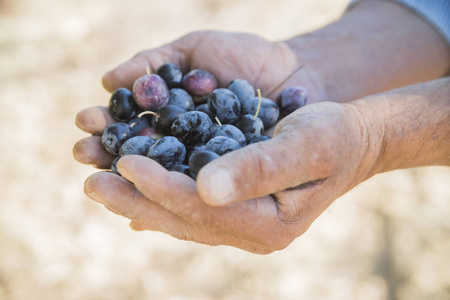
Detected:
left=204, top=168, right=234, bottom=205
left=84, top=177, right=103, bottom=204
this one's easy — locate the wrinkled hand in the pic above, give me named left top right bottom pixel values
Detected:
left=100, top=30, right=321, bottom=99
left=76, top=100, right=379, bottom=254
left=74, top=30, right=324, bottom=172
left=74, top=30, right=381, bottom=254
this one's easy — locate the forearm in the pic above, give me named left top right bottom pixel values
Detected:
left=285, top=0, right=450, bottom=103
left=351, top=77, right=450, bottom=178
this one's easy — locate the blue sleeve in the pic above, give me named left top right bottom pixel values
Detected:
left=347, top=0, right=450, bottom=46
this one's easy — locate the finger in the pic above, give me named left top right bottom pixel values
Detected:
left=116, top=155, right=205, bottom=218
left=84, top=172, right=189, bottom=234
left=116, top=156, right=289, bottom=242
left=196, top=128, right=334, bottom=206
left=116, top=156, right=272, bottom=230
left=102, top=34, right=199, bottom=92
left=129, top=220, right=148, bottom=231
left=100, top=157, right=300, bottom=253
left=84, top=171, right=269, bottom=251
left=75, top=106, right=115, bottom=135
left=73, top=136, right=116, bottom=169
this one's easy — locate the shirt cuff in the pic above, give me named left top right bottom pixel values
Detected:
left=346, top=0, right=450, bottom=46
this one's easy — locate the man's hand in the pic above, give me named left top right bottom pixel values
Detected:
left=74, top=0, right=450, bottom=253
left=100, top=31, right=322, bottom=102
left=80, top=100, right=380, bottom=254
left=78, top=77, right=450, bottom=254
left=73, top=30, right=324, bottom=171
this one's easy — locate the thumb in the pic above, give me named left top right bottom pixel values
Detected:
left=102, top=33, right=201, bottom=92
left=196, top=131, right=332, bottom=206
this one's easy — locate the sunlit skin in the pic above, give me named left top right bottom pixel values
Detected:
left=73, top=1, right=449, bottom=254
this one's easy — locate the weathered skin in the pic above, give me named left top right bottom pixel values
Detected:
left=74, top=0, right=449, bottom=254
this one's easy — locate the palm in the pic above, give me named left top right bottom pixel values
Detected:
left=184, top=31, right=299, bottom=96
left=75, top=31, right=337, bottom=253
left=103, top=31, right=303, bottom=100
left=80, top=102, right=369, bottom=254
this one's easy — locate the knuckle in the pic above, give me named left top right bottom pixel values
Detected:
left=182, top=30, right=211, bottom=40
left=245, top=145, right=279, bottom=190
left=132, top=49, right=150, bottom=59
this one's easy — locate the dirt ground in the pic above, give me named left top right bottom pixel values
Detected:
left=0, top=0, right=449, bottom=299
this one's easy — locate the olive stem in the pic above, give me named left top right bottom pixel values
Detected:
left=253, top=89, right=262, bottom=120
left=138, top=111, right=158, bottom=118
left=214, top=116, right=222, bottom=126
left=146, top=66, right=151, bottom=75
left=264, top=64, right=304, bottom=98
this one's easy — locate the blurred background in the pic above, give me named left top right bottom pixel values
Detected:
left=0, top=0, right=449, bottom=299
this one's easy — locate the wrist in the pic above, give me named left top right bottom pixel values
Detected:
left=283, top=0, right=450, bottom=103
left=349, top=77, right=450, bottom=178
left=342, top=99, right=387, bottom=181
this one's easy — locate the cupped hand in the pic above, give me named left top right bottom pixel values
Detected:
left=101, top=30, right=321, bottom=100
left=74, top=30, right=380, bottom=253
left=74, top=30, right=323, bottom=170
left=79, top=100, right=380, bottom=254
